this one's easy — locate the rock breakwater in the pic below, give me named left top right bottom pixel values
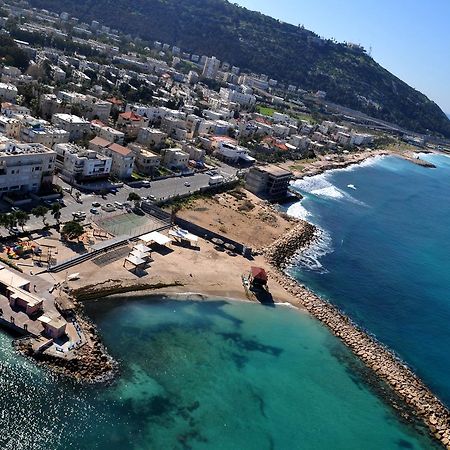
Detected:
left=264, top=229, right=450, bottom=449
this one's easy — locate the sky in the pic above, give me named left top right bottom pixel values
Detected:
left=234, top=0, right=450, bottom=114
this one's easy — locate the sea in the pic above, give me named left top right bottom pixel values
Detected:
left=288, top=153, right=450, bottom=407
left=0, top=153, right=448, bottom=449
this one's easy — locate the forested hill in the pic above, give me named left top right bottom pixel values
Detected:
left=28, top=0, right=450, bottom=137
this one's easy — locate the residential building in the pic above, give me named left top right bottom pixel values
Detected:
left=117, top=111, right=150, bottom=138
left=19, top=116, right=70, bottom=147
left=202, top=56, right=220, bottom=80
left=1, top=102, right=30, bottom=117
left=161, top=148, right=189, bottom=170
left=0, top=140, right=56, bottom=196
left=90, top=120, right=125, bottom=144
left=128, top=143, right=161, bottom=176
left=245, top=165, right=293, bottom=200
left=54, top=142, right=112, bottom=183
left=0, top=116, right=21, bottom=139
left=0, top=83, right=18, bottom=102
left=219, top=88, right=256, bottom=108
left=51, top=113, right=90, bottom=141
left=137, top=127, right=167, bottom=148
left=89, top=137, right=134, bottom=179
left=215, top=141, right=255, bottom=164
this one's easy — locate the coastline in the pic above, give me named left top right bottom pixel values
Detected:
left=7, top=148, right=448, bottom=445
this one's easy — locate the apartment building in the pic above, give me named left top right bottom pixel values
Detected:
left=0, top=140, right=56, bottom=195
left=51, top=113, right=90, bottom=141
left=54, top=143, right=112, bottom=183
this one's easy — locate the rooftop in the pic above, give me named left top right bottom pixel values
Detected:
left=255, top=165, right=293, bottom=178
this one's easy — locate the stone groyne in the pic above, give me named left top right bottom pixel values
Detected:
left=264, top=227, right=450, bottom=449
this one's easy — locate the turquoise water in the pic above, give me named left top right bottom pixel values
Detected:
left=289, top=153, right=450, bottom=408
left=0, top=297, right=438, bottom=449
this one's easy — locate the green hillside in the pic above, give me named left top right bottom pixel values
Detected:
left=27, top=0, right=450, bottom=137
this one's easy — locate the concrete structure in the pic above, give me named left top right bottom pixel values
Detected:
left=0, top=83, right=18, bottom=102
left=128, top=143, right=161, bottom=176
left=89, top=137, right=134, bottom=179
left=219, top=88, right=256, bottom=108
left=1, top=102, right=30, bottom=117
left=202, top=56, right=220, bottom=80
left=137, top=127, right=167, bottom=148
left=215, top=141, right=254, bottom=164
left=0, top=116, right=21, bottom=139
left=51, top=113, right=90, bottom=141
left=245, top=165, right=293, bottom=200
left=54, top=143, right=112, bottom=183
left=117, top=111, right=149, bottom=138
left=161, top=148, right=189, bottom=170
left=0, top=140, right=56, bottom=196
left=91, top=121, right=125, bottom=145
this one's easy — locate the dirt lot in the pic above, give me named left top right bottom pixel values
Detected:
left=176, top=189, right=296, bottom=250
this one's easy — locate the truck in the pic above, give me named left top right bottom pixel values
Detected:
left=209, top=175, right=224, bottom=186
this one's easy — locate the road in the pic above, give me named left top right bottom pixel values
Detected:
left=0, top=166, right=237, bottom=234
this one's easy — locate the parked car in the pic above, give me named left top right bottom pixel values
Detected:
left=92, top=201, right=101, bottom=207
left=102, top=203, right=115, bottom=212
left=10, top=227, right=20, bottom=235
left=114, top=201, right=124, bottom=209
left=11, top=207, right=20, bottom=213
left=184, top=182, right=191, bottom=187
left=90, top=208, right=100, bottom=214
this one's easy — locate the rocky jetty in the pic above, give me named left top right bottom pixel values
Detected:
left=262, top=220, right=317, bottom=267
left=264, top=231, right=450, bottom=449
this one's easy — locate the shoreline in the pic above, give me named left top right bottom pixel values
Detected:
left=6, top=147, right=449, bottom=446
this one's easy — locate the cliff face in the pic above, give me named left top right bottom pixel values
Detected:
left=28, top=0, right=450, bottom=137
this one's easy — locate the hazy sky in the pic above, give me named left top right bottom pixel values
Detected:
left=234, top=0, right=450, bottom=114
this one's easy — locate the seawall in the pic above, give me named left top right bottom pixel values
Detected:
left=264, top=226, right=450, bottom=449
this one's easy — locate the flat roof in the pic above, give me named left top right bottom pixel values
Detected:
left=0, top=267, right=30, bottom=289
left=256, top=165, right=293, bottom=177
left=140, top=231, right=172, bottom=246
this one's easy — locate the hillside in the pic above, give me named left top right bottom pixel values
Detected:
left=28, top=0, right=450, bottom=137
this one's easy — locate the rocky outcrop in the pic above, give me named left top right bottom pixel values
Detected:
left=264, top=239, right=450, bottom=449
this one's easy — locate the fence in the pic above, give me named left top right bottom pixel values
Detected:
left=174, top=217, right=252, bottom=258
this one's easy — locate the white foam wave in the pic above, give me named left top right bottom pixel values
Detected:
left=291, top=172, right=363, bottom=204
left=287, top=201, right=311, bottom=220
left=292, top=228, right=333, bottom=273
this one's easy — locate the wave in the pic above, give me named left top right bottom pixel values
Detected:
left=287, top=201, right=312, bottom=220
left=290, top=228, right=333, bottom=274
left=291, top=172, right=364, bottom=205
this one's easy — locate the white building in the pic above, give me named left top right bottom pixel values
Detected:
left=215, top=141, right=254, bottom=164
left=137, top=127, right=167, bottom=148
left=52, top=113, right=90, bottom=141
left=1, top=102, right=30, bottom=117
left=161, top=148, right=189, bottom=170
left=19, top=115, right=70, bottom=147
left=0, top=83, right=18, bottom=103
left=128, top=143, right=161, bottom=176
left=90, top=121, right=125, bottom=145
left=219, top=88, right=256, bottom=108
left=0, top=140, right=56, bottom=196
left=54, top=143, right=112, bottom=183
left=202, top=56, right=220, bottom=80
left=89, top=137, right=135, bottom=179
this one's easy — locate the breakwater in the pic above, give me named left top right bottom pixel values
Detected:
left=264, top=227, right=450, bottom=448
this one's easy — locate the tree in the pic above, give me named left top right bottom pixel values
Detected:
left=61, top=221, right=84, bottom=241
left=14, top=210, right=30, bottom=232
left=128, top=192, right=142, bottom=209
left=31, top=206, right=49, bottom=226
left=51, top=203, right=62, bottom=226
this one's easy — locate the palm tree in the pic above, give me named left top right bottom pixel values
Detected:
left=31, top=206, right=49, bottom=227
left=14, top=210, right=30, bottom=232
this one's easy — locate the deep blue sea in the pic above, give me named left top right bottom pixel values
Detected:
left=288, top=153, right=450, bottom=407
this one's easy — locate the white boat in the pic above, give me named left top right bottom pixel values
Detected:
left=347, top=184, right=357, bottom=190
